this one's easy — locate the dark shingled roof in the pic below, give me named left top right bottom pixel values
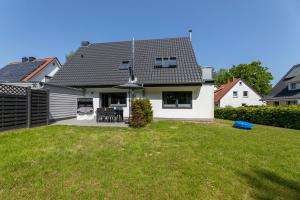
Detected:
left=264, top=64, right=300, bottom=100
left=0, top=60, right=45, bottom=82
left=51, top=37, right=202, bottom=87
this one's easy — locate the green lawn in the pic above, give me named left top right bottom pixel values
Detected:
left=0, top=120, right=299, bottom=200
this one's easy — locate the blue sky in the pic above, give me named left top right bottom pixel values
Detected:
left=0, top=0, right=300, bottom=84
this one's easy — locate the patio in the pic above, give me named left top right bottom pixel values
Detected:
left=52, top=118, right=128, bottom=127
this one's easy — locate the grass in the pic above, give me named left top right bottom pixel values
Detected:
left=0, top=120, right=299, bottom=200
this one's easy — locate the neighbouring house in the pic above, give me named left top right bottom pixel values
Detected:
left=264, top=64, right=300, bottom=105
left=50, top=37, right=214, bottom=120
left=214, top=78, right=264, bottom=107
left=0, top=57, right=61, bottom=88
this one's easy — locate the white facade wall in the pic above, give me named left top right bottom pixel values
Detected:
left=82, top=84, right=214, bottom=120
left=219, top=80, right=264, bottom=107
left=145, top=85, right=214, bottom=119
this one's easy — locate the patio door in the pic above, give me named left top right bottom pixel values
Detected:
left=101, top=93, right=127, bottom=108
left=102, top=93, right=110, bottom=108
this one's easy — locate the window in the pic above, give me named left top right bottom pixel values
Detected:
left=102, top=93, right=127, bottom=107
left=287, top=100, right=297, bottom=105
left=162, top=57, right=169, bottom=67
left=162, top=92, right=192, bottom=109
left=274, top=101, right=279, bottom=106
left=119, top=61, right=130, bottom=70
left=155, top=58, right=162, bottom=67
left=239, top=81, right=242, bottom=86
left=242, top=103, right=247, bottom=106
left=243, top=91, right=248, bottom=97
left=233, top=91, right=238, bottom=98
left=169, top=57, right=177, bottom=67
left=155, top=57, right=177, bottom=68
left=291, top=83, right=296, bottom=90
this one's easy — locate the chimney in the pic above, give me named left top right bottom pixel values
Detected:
left=188, top=29, right=192, bottom=42
left=22, top=57, right=28, bottom=63
left=28, top=57, right=36, bottom=62
left=81, top=41, right=90, bottom=47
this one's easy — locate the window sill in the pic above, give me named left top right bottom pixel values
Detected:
left=162, top=107, right=192, bottom=109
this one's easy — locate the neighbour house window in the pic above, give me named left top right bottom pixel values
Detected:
left=290, top=82, right=300, bottom=90
left=287, top=100, right=297, bottom=105
left=119, top=61, right=130, bottom=70
left=155, top=57, right=177, bottom=68
left=274, top=101, right=279, bottom=106
left=239, top=81, right=242, bottom=86
left=233, top=91, right=238, bottom=98
left=162, top=92, right=192, bottom=109
left=243, top=91, right=248, bottom=97
left=242, top=103, right=247, bottom=106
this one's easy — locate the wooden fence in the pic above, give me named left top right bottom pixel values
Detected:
left=0, top=84, right=49, bottom=131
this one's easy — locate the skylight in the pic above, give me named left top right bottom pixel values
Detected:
left=155, top=58, right=162, bottom=67
left=155, top=57, right=177, bottom=68
left=119, top=61, right=130, bottom=70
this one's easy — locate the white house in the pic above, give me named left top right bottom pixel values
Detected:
left=0, top=57, right=61, bottom=88
left=214, top=78, right=264, bottom=107
left=50, top=37, right=215, bottom=120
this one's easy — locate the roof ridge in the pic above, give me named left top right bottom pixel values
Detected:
left=90, top=37, right=190, bottom=46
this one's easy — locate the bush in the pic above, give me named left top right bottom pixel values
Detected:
left=130, top=99, right=153, bottom=128
left=215, top=106, right=300, bottom=130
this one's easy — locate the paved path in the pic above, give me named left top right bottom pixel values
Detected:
left=52, top=118, right=128, bottom=127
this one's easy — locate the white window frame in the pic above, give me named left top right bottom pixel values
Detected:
left=233, top=91, right=238, bottom=98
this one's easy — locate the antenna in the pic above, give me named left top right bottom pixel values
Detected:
left=130, top=37, right=135, bottom=82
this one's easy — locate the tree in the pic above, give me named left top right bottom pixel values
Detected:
left=65, top=51, right=75, bottom=63
left=213, top=68, right=233, bottom=87
left=214, top=61, right=273, bottom=95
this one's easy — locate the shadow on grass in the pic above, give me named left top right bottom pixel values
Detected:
left=238, top=168, right=300, bottom=200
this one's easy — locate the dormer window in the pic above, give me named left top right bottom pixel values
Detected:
left=289, top=82, right=300, bottom=90
left=155, top=57, right=177, bottom=68
left=119, top=61, right=130, bottom=70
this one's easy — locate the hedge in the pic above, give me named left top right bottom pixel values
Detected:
left=130, top=99, right=153, bottom=128
left=215, top=106, right=300, bottom=130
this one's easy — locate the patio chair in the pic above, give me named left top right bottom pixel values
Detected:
left=115, top=107, right=124, bottom=122
left=97, top=108, right=107, bottom=122
left=106, top=108, right=116, bottom=122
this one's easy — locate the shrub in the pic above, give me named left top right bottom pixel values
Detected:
left=215, top=106, right=300, bottom=130
left=130, top=99, right=153, bottom=128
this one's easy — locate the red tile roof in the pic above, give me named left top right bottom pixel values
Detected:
left=214, top=78, right=240, bottom=103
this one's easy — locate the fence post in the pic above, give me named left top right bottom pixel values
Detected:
left=46, top=89, right=50, bottom=125
left=27, top=87, right=31, bottom=128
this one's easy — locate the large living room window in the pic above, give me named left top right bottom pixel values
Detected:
left=102, top=93, right=127, bottom=107
left=162, top=92, right=192, bottom=109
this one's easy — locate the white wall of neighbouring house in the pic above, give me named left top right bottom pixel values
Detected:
left=219, top=80, right=264, bottom=107
left=30, top=59, right=61, bottom=82
left=144, top=85, right=214, bottom=120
